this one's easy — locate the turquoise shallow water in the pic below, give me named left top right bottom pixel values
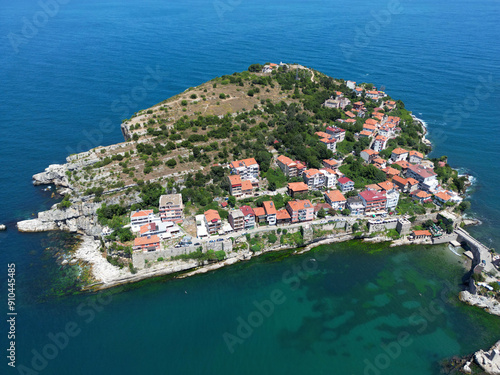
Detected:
left=10, top=242, right=500, bottom=375
left=0, top=0, right=499, bottom=374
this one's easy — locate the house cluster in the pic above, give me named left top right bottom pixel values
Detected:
left=314, top=125, right=346, bottom=152
left=323, top=91, right=351, bottom=111
left=261, top=62, right=288, bottom=73
left=131, top=193, right=184, bottom=252
left=195, top=197, right=318, bottom=237
left=360, top=146, right=462, bottom=208
left=359, top=113, right=402, bottom=151
left=347, top=81, right=387, bottom=102
left=228, top=158, right=260, bottom=197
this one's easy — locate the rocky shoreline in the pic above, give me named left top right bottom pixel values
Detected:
left=460, top=290, right=500, bottom=316
left=16, top=96, right=500, bottom=374
left=19, top=163, right=500, bottom=375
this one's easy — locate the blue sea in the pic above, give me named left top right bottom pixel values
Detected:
left=1, top=0, right=499, bottom=374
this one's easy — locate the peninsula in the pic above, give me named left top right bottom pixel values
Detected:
left=17, top=63, right=500, bottom=372
left=17, top=63, right=499, bottom=307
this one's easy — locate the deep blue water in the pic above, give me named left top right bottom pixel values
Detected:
left=1, top=0, right=499, bottom=374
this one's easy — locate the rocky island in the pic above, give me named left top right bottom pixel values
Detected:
left=17, top=65, right=500, bottom=369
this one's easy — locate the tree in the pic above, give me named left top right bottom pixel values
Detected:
left=341, top=208, right=351, bottom=216
left=166, top=159, right=177, bottom=168
left=140, top=182, right=165, bottom=207
left=218, top=209, right=229, bottom=220
left=317, top=208, right=326, bottom=218
left=328, top=208, right=336, bottom=216
left=248, top=64, right=263, bottom=72
left=268, top=233, right=278, bottom=243
left=458, top=201, right=471, bottom=213
left=228, top=196, right=236, bottom=207
left=220, top=177, right=230, bottom=192
left=352, top=222, right=360, bottom=232
left=117, top=228, right=134, bottom=242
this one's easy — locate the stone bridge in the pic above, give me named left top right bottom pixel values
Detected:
left=455, top=227, right=498, bottom=275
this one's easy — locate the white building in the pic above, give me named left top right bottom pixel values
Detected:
left=385, top=189, right=400, bottom=210
left=406, top=164, right=438, bottom=191
left=321, top=169, right=337, bottom=189
left=130, top=210, right=156, bottom=232
left=302, top=169, right=325, bottom=190
left=373, top=135, right=388, bottom=152
left=230, top=158, right=260, bottom=180
left=195, top=214, right=209, bottom=238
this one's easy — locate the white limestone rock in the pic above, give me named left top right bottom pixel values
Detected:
left=459, top=291, right=500, bottom=316
left=475, top=341, right=500, bottom=375
left=17, top=219, right=58, bottom=232
left=32, top=164, right=69, bottom=187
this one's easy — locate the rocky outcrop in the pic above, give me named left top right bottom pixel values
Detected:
left=17, top=201, right=103, bottom=236
left=75, top=236, right=125, bottom=283
left=120, top=122, right=133, bottom=141
left=32, top=164, right=69, bottom=187
left=17, top=219, right=58, bottom=232
left=459, top=290, right=500, bottom=316
left=474, top=341, right=500, bottom=375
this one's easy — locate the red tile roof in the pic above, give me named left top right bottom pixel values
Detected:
left=394, top=160, right=410, bottom=169
left=239, top=205, right=254, bottom=217
left=392, top=175, right=408, bottom=186
left=228, top=174, right=242, bottom=186
left=325, top=190, right=346, bottom=202
left=338, top=176, right=353, bottom=184
left=230, top=158, right=258, bottom=169
left=407, top=164, right=437, bottom=179
left=254, top=207, right=266, bottom=217
left=392, top=147, right=408, bottom=155
left=314, top=203, right=332, bottom=212
left=288, top=182, right=309, bottom=192
left=134, top=235, right=160, bottom=247
left=323, top=159, right=338, bottom=167
left=409, top=150, right=423, bottom=159
left=359, top=190, right=386, bottom=202
left=241, top=180, right=253, bottom=191
left=276, top=209, right=291, bottom=220
left=362, top=149, right=378, bottom=156
left=435, top=191, right=451, bottom=201
left=407, top=178, right=419, bottom=186
left=263, top=201, right=277, bottom=215
left=204, top=209, right=221, bottom=223
left=413, top=230, right=432, bottom=237
left=140, top=223, right=157, bottom=234
left=287, top=199, right=314, bottom=211
left=377, top=181, right=395, bottom=191
left=131, top=210, right=154, bottom=218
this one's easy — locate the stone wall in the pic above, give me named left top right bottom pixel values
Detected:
left=132, top=239, right=233, bottom=269
left=368, top=218, right=398, bottom=233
